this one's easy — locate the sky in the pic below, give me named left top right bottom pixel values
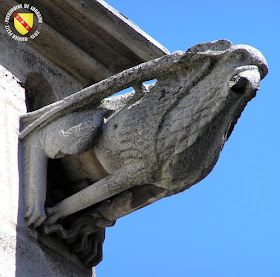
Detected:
left=96, top=1, right=280, bottom=276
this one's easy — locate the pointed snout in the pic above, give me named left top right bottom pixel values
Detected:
left=227, top=45, right=268, bottom=94
left=231, top=45, right=268, bottom=79
left=229, top=67, right=261, bottom=94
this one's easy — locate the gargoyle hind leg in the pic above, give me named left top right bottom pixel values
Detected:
left=46, top=162, right=147, bottom=225
left=23, top=132, right=48, bottom=227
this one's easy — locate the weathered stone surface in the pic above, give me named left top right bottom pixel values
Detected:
left=0, top=64, right=94, bottom=276
left=1, top=0, right=169, bottom=86
left=0, top=24, right=83, bottom=100
left=20, top=40, right=268, bottom=267
left=1, top=0, right=168, bottom=273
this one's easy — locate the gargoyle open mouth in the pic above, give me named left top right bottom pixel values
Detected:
left=226, top=63, right=266, bottom=141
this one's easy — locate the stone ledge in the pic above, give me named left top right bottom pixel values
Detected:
left=1, top=0, right=169, bottom=86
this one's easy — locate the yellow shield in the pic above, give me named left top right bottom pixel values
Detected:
left=14, top=13, right=33, bottom=35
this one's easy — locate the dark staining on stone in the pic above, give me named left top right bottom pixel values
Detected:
left=231, top=76, right=249, bottom=94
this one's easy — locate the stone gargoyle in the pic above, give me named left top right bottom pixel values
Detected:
left=20, top=40, right=268, bottom=267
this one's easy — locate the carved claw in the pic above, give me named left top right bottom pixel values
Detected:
left=24, top=204, right=47, bottom=228
left=45, top=206, right=61, bottom=225
left=75, top=229, right=105, bottom=268
left=41, top=211, right=107, bottom=267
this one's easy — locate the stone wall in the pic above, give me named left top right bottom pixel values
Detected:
left=0, top=24, right=94, bottom=277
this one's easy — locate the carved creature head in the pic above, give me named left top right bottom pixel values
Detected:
left=156, top=40, right=268, bottom=192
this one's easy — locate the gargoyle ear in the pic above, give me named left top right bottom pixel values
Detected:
left=186, top=40, right=232, bottom=54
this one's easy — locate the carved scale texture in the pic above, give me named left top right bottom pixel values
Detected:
left=116, top=91, right=170, bottom=167
left=156, top=60, right=227, bottom=164
left=105, top=57, right=215, bottom=174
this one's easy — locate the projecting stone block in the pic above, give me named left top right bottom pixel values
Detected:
left=20, top=40, right=268, bottom=268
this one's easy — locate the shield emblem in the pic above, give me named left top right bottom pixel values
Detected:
left=14, top=13, right=33, bottom=35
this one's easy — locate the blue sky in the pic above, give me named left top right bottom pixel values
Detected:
left=96, top=1, right=280, bottom=276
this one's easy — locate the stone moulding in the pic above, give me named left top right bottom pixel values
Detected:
left=19, top=40, right=268, bottom=267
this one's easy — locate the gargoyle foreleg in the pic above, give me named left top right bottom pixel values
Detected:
left=45, top=162, right=148, bottom=225
left=23, top=132, right=48, bottom=227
